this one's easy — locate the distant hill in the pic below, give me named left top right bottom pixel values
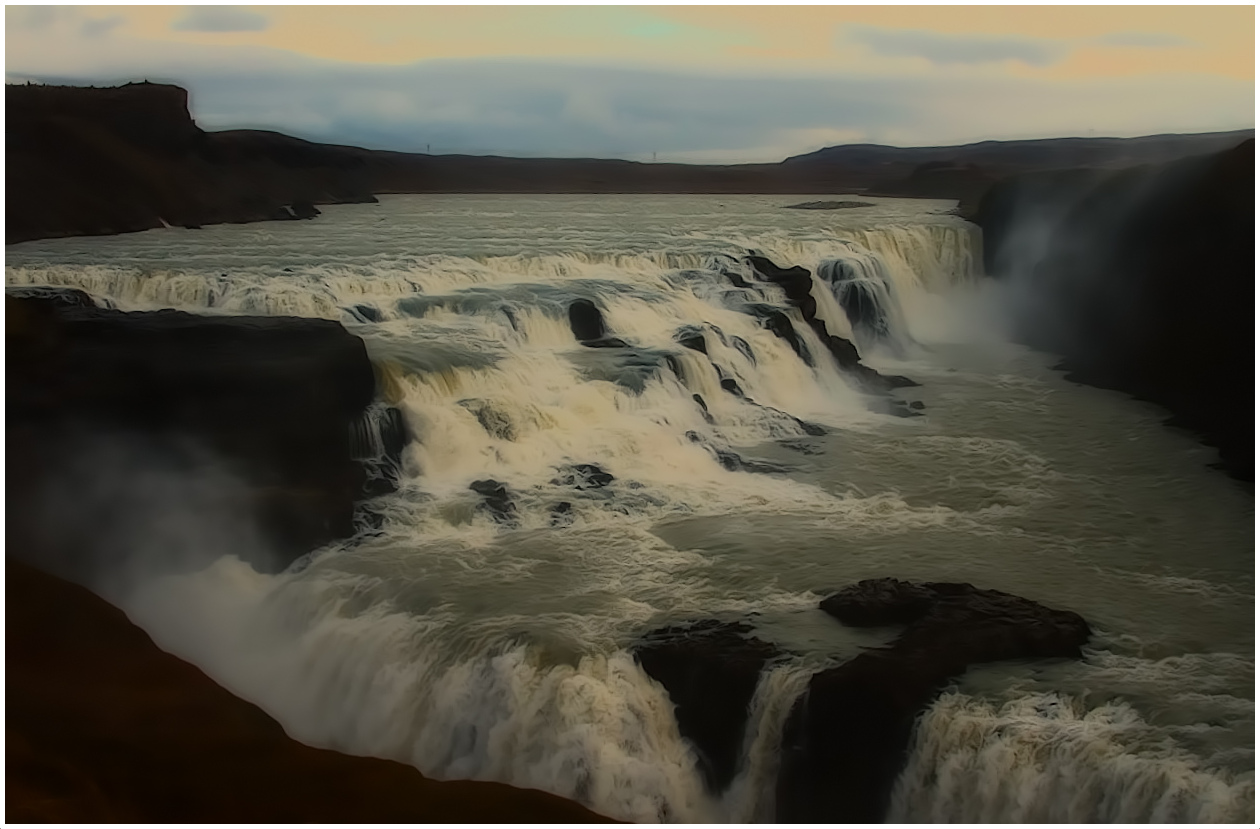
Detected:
left=6, top=81, right=1252, bottom=242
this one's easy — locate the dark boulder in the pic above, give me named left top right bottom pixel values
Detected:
left=351, top=304, right=382, bottom=323
left=719, top=378, right=746, bottom=399
left=674, top=327, right=708, bottom=355
left=634, top=620, right=781, bottom=792
left=776, top=579, right=1091, bottom=822
left=567, top=299, right=606, bottom=342
left=551, top=463, right=614, bottom=490
left=469, top=479, right=517, bottom=524
left=290, top=200, right=321, bottom=220
left=6, top=297, right=378, bottom=579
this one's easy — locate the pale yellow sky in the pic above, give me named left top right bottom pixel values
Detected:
left=6, top=6, right=1254, bottom=160
left=65, top=6, right=1250, bottom=78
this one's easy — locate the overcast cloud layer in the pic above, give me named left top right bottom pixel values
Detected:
left=6, top=6, right=1253, bottom=162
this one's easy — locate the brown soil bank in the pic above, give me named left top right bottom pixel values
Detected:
left=6, top=559, right=613, bottom=823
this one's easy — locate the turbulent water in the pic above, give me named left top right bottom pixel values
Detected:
left=8, top=194, right=1253, bottom=822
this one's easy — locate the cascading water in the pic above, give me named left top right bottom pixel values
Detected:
left=7, top=194, right=1252, bottom=823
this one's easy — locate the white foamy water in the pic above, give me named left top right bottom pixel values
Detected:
left=8, top=194, right=1252, bottom=822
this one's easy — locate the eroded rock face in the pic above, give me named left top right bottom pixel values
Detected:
left=974, top=140, right=1254, bottom=482
left=7, top=294, right=381, bottom=577
left=633, top=620, right=781, bottom=793
left=776, top=579, right=1091, bottom=823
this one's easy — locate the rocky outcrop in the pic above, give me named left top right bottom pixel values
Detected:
left=633, top=620, right=781, bottom=792
left=776, top=579, right=1091, bottom=822
left=744, top=254, right=917, bottom=391
left=974, top=139, right=1255, bottom=482
left=7, top=82, right=378, bottom=243
left=6, top=292, right=389, bottom=578
left=5, top=559, right=612, bottom=823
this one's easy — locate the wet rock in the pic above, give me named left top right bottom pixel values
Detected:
left=692, top=394, right=715, bottom=424
left=731, top=336, right=755, bottom=365
left=469, top=479, right=517, bottom=524
left=908, top=400, right=925, bottom=410
left=723, top=270, right=753, bottom=289
left=674, top=326, right=708, bottom=355
left=551, top=463, right=614, bottom=490
left=634, top=620, right=781, bottom=792
left=776, top=579, right=1091, bottom=823
left=549, top=501, right=574, bottom=527
left=567, top=299, right=606, bottom=342
left=747, top=304, right=812, bottom=366
left=581, top=337, right=630, bottom=349
left=352, top=304, right=381, bottom=323
left=720, top=378, right=746, bottom=399
left=6, top=286, right=96, bottom=308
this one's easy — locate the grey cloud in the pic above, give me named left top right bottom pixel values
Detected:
left=1095, top=31, right=1194, bottom=49
left=173, top=6, right=269, bottom=33
left=12, top=50, right=1253, bottom=161
left=81, top=15, right=126, bottom=38
left=845, top=25, right=1069, bottom=67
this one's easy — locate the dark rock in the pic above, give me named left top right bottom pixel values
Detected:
left=634, top=620, right=781, bottom=792
left=551, top=463, right=614, bottom=490
left=783, top=200, right=875, bottom=210
left=549, top=502, right=574, bottom=527
left=692, top=394, right=715, bottom=424
left=719, top=378, right=746, bottom=399
left=723, top=271, right=753, bottom=289
left=675, top=327, right=708, bottom=355
left=581, top=337, right=629, bottom=349
left=291, top=200, right=321, bottom=219
left=469, top=479, right=517, bottom=524
left=352, top=304, right=382, bottom=323
left=747, top=305, right=813, bottom=366
left=6, top=297, right=377, bottom=578
left=776, top=579, right=1091, bottom=823
left=567, top=299, right=605, bottom=342
left=730, top=336, right=755, bottom=365
left=6, top=286, right=96, bottom=308
left=907, top=400, right=925, bottom=410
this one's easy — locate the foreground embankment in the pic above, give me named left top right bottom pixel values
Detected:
left=5, top=559, right=612, bottom=822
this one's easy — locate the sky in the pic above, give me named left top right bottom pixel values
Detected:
left=5, top=5, right=1255, bottom=163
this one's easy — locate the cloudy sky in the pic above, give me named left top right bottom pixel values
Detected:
left=6, top=5, right=1254, bottom=162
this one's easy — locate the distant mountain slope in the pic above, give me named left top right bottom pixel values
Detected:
left=6, top=81, right=1252, bottom=243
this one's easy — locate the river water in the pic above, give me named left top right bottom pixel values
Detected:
left=7, top=194, right=1253, bottom=821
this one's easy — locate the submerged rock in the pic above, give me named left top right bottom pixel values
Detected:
left=634, top=620, right=781, bottom=792
left=776, top=579, right=1091, bottom=823
left=783, top=200, right=876, bottom=210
